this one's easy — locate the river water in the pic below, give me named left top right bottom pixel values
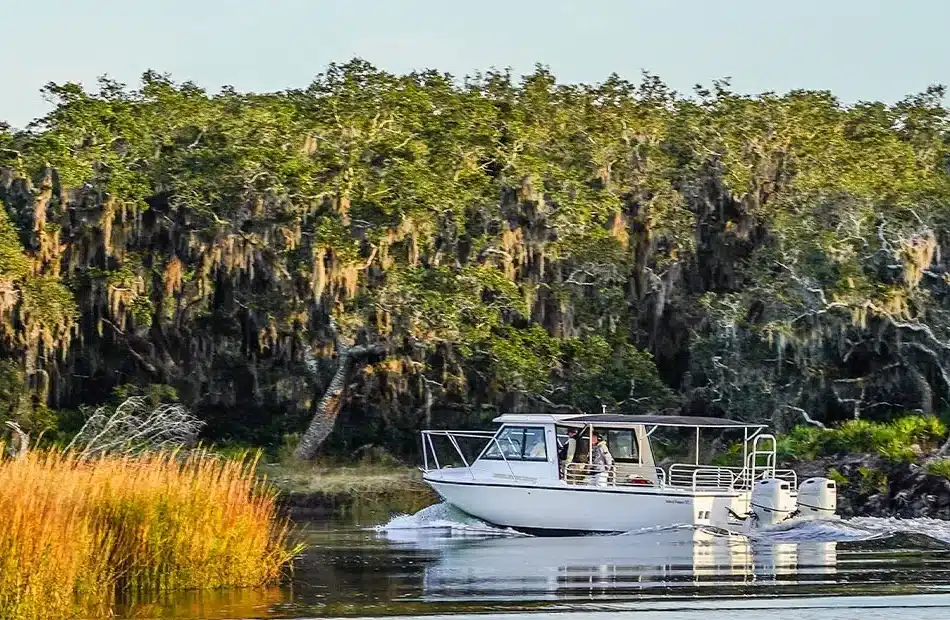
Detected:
left=120, top=504, right=950, bottom=619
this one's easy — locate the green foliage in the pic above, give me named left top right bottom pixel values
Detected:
left=0, top=210, right=29, bottom=281
left=378, top=264, right=527, bottom=349
left=19, top=276, right=76, bottom=333
left=129, top=296, right=154, bottom=326
left=0, top=206, right=76, bottom=339
left=826, top=467, right=848, bottom=487
left=209, top=439, right=263, bottom=462
left=0, top=361, right=58, bottom=435
left=925, top=459, right=950, bottom=479
left=777, top=415, right=947, bottom=462
left=0, top=204, right=76, bottom=432
left=106, top=257, right=143, bottom=290
left=0, top=360, right=28, bottom=421
left=3, top=60, right=950, bottom=451
left=857, top=466, right=888, bottom=495
left=111, top=383, right=180, bottom=408
left=486, top=325, right=560, bottom=393
left=561, top=335, right=677, bottom=412
left=314, top=218, right=360, bottom=263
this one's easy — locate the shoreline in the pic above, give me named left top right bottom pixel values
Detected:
left=794, top=454, right=950, bottom=519
left=259, top=463, right=438, bottom=521
left=260, top=455, right=950, bottom=523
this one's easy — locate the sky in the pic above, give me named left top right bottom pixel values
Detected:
left=3, top=0, right=949, bottom=128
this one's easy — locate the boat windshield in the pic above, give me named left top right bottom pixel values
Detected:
left=483, top=425, right=548, bottom=461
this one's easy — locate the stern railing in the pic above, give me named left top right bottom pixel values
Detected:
left=668, top=464, right=737, bottom=490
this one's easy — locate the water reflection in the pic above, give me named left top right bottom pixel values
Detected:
left=381, top=528, right=840, bottom=600
left=117, top=515, right=950, bottom=618
left=116, top=586, right=286, bottom=619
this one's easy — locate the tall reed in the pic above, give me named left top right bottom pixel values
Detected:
left=0, top=448, right=298, bottom=619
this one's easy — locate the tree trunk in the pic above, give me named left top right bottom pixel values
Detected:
left=4, top=421, right=29, bottom=458
left=294, top=343, right=386, bottom=461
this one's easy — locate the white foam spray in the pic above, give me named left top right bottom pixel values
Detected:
left=376, top=502, right=950, bottom=545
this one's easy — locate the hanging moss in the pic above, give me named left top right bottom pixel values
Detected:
left=163, top=256, right=183, bottom=298
left=0, top=63, right=948, bottom=452
left=901, top=231, right=937, bottom=288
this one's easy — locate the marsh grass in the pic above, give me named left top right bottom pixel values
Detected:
left=0, top=448, right=299, bottom=619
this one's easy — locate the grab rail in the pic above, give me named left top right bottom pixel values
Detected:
left=727, top=465, right=798, bottom=491
left=563, top=463, right=666, bottom=487
left=668, top=464, right=737, bottom=490
left=421, top=430, right=515, bottom=479
left=773, top=468, right=798, bottom=489
left=749, top=433, right=777, bottom=479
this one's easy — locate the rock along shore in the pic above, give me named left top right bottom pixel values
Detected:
left=794, top=455, right=950, bottom=519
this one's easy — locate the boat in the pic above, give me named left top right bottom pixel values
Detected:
left=420, top=413, right=838, bottom=534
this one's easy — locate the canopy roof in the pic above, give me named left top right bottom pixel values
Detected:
left=560, top=414, right=768, bottom=430
left=490, top=413, right=768, bottom=430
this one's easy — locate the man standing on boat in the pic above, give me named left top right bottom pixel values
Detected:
left=559, top=427, right=578, bottom=479
left=589, top=431, right=614, bottom=486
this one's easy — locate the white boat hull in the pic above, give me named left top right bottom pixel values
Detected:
left=424, top=472, right=749, bottom=533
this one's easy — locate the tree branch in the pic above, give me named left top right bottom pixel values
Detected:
left=785, top=405, right=826, bottom=429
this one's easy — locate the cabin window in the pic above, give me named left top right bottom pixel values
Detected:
left=523, top=427, right=547, bottom=460
left=607, top=430, right=638, bottom=462
left=482, top=426, right=548, bottom=461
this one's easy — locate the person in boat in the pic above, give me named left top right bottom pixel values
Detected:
left=559, top=427, right=578, bottom=479
left=589, top=431, right=614, bottom=486
left=527, top=432, right=547, bottom=458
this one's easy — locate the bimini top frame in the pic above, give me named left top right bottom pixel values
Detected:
left=490, top=412, right=771, bottom=469
left=558, top=414, right=768, bottom=430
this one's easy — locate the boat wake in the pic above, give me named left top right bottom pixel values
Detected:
left=749, top=515, right=950, bottom=545
left=625, top=516, right=950, bottom=546
left=375, top=502, right=528, bottom=537
left=377, top=502, right=950, bottom=547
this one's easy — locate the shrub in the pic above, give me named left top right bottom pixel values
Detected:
left=826, top=467, right=847, bottom=487
left=776, top=415, right=946, bottom=462
left=857, top=466, right=888, bottom=495
left=925, top=458, right=950, bottom=479
left=0, top=448, right=299, bottom=619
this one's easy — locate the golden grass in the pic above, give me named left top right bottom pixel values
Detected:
left=0, top=448, right=299, bottom=619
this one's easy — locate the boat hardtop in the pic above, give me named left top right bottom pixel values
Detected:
left=524, top=413, right=769, bottom=428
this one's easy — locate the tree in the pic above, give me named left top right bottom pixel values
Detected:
left=1, top=63, right=949, bottom=459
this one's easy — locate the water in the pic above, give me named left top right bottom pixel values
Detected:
left=120, top=504, right=950, bottom=619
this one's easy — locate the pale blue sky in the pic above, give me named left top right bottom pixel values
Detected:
left=3, top=0, right=948, bottom=128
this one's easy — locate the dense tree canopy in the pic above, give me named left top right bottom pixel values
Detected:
left=1, top=61, right=949, bottom=456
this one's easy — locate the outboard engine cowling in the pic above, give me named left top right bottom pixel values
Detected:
left=795, top=477, right=837, bottom=519
left=750, top=478, right=795, bottom=525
